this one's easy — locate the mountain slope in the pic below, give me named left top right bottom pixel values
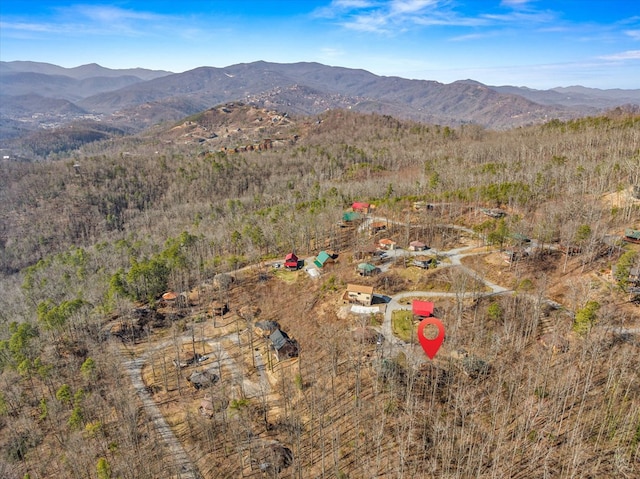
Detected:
left=2, top=61, right=639, bottom=149
left=77, top=62, right=578, bottom=129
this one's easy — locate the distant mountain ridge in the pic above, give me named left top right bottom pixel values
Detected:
left=78, top=61, right=564, bottom=129
left=0, top=61, right=172, bottom=80
left=491, top=84, right=640, bottom=109
left=1, top=60, right=639, bottom=149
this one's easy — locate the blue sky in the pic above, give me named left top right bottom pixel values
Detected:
left=1, top=1, right=639, bottom=89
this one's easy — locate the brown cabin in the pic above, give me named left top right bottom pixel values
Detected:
left=270, top=329, right=299, bottom=361
left=209, top=300, right=229, bottom=316
left=343, top=284, right=374, bottom=306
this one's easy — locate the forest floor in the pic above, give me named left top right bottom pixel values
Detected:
left=117, top=212, right=640, bottom=478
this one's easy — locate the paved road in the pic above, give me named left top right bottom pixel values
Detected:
left=374, top=226, right=638, bottom=362
left=123, top=215, right=636, bottom=475
left=373, top=229, right=513, bottom=362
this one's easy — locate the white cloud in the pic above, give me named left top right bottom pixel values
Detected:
left=625, top=29, right=640, bottom=40
left=68, top=5, right=161, bottom=23
left=449, top=31, right=500, bottom=42
left=1, top=4, right=197, bottom=39
left=313, top=0, right=379, bottom=19
left=500, top=0, right=534, bottom=7
left=334, top=0, right=472, bottom=32
left=319, top=0, right=556, bottom=34
left=481, top=10, right=555, bottom=24
left=599, top=50, right=640, bottom=61
left=0, top=21, right=61, bottom=33
left=334, top=0, right=377, bottom=7
left=319, top=47, right=346, bottom=58
left=390, top=0, right=438, bottom=15
left=341, top=12, right=391, bottom=33
left=56, top=4, right=172, bottom=35
left=1, top=19, right=114, bottom=36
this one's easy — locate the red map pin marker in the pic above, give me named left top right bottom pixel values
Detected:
left=417, top=317, right=445, bottom=359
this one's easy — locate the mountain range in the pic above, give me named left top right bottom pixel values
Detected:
left=1, top=60, right=639, bottom=154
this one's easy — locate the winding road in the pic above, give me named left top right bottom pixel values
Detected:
left=373, top=228, right=515, bottom=363
left=123, top=217, right=637, bottom=477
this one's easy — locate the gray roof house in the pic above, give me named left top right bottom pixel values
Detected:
left=269, top=329, right=299, bottom=361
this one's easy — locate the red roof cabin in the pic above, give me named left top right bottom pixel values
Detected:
left=284, top=252, right=299, bottom=270
left=352, top=202, right=371, bottom=214
left=412, top=300, right=434, bottom=318
left=379, top=238, right=396, bottom=250
left=162, top=291, right=177, bottom=304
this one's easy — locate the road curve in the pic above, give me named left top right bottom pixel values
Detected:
left=122, top=216, right=635, bottom=477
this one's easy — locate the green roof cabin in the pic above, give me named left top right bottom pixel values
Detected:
left=624, top=229, right=640, bottom=244
left=314, top=251, right=332, bottom=268
left=357, top=263, right=378, bottom=276
left=342, top=211, right=361, bottom=222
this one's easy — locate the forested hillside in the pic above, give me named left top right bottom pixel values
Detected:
left=4, top=61, right=639, bottom=148
left=0, top=107, right=639, bottom=478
